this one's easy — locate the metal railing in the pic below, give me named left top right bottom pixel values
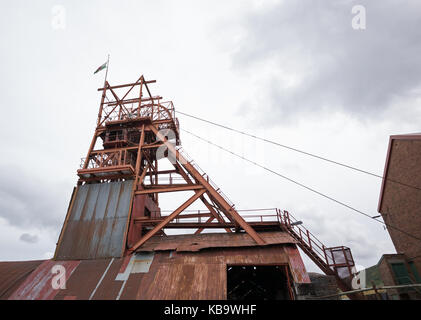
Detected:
left=177, top=147, right=236, bottom=209
left=80, top=149, right=136, bottom=170
left=163, top=208, right=280, bottom=225
left=280, top=210, right=329, bottom=262
left=279, top=209, right=356, bottom=280
left=100, top=101, right=177, bottom=125
left=149, top=175, right=186, bottom=185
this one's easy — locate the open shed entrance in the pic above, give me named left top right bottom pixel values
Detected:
left=227, top=265, right=293, bottom=300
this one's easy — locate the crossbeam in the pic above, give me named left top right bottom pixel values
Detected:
left=140, top=222, right=279, bottom=228
left=128, top=190, right=206, bottom=252
left=135, top=185, right=204, bottom=194
left=106, top=96, right=162, bottom=106
left=97, top=80, right=156, bottom=91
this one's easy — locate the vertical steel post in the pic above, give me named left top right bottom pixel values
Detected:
left=307, top=230, right=312, bottom=250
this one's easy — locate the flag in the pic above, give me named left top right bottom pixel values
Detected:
left=94, top=61, right=107, bottom=74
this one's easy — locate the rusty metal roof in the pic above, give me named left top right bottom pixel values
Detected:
left=3, top=231, right=308, bottom=300
left=8, top=260, right=80, bottom=300
left=136, top=231, right=297, bottom=252
left=55, top=180, right=133, bottom=260
left=0, top=260, right=44, bottom=300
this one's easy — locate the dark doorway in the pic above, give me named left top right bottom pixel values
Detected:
left=227, top=265, right=293, bottom=300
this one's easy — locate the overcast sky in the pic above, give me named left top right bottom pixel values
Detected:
left=1, top=0, right=421, bottom=273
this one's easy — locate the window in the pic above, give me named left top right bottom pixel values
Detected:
left=391, top=263, right=412, bottom=285
left=408, top=262, right=421, bottom=283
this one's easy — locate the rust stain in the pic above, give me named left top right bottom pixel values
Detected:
left=285, top=245, right=311, bottom=283
left=3, top=235, right=308, bottom=300
left=8, top=260, right=80, bottom=300
left=55, top=181, right=133, bottom=260
left=0, top=260, right=44, bottom=300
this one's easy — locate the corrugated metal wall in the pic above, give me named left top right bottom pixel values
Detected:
left=55, top=181, right=133, bottom=260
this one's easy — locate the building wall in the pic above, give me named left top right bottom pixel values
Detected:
left=358, top=254, right=421, bottom=300
left=133, top=244, right=306, bottom=300
left=379, top=138, right=421, bottom=272
left=378, top=254, right=421, bottom=299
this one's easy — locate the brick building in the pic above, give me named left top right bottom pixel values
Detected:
left=360, top=254, right=421, bottom=299
left=378, top=133, right=421, bottom=279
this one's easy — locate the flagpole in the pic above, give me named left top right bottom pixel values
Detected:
left=103, top=54, right=110, bottom=87
left=96, top=55, right=110, bottom=126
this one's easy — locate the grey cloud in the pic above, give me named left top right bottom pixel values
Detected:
left=19, top=233, right=39, bottom=244
left=0, top=165, right=68, bottom=231
left=231, top=0, right=421, bottom=122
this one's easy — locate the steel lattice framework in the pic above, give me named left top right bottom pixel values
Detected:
left=71, top=75, right=266, bottom=254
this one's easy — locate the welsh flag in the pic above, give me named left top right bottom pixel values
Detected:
left=94, top=61, right=107, bottom=74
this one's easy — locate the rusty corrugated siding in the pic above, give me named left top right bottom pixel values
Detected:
left=5, top=233, right=309, bottom=300
left=54, top=258, right=114, bottom=300
left=55, top=181, right=133, bottom=260
left=8, top=260, right=80, bottom=300
left=137, top=231, right=296, bottom=252
left=89, top=258, right=125, bottom=300
left=0, top=260, right=44, bottom=300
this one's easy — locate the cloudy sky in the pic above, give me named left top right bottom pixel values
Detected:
left=1, top=0, right=421, bottom=273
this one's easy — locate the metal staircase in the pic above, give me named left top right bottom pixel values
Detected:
left=277, top=209, right=356, bottom=294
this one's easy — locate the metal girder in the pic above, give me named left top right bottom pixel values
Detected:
left=149, top=124, right=265, bottom=245
left=159, top=222, right=278, bottom=228
left=77, top=75, right=265, bottom=255
left=134, top=213, right=212, bottom=224
left=128, top=189, right=206, bottom=252
left=134, top=220, right=280, bottom=229
left=142, top=143, right=164, bottom=149
left=106, top=96, right=162, bottom=107
left=135, top=184, right=205, bottom=194
left=108, top=86, right=132, bottom=119
left=138, top=163, right=151, bottom=186
left=97, top=79, right=156, bottom=91
left=172, top=161, right=232, bottom=233
left=194, top=216, right=215, bottom=235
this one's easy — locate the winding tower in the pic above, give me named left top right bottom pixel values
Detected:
left=50, top=75, right=356, bottom=299
left=54, top=75, right=267, bottom=260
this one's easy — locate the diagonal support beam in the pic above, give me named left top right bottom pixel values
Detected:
left=173, top=162, right=232, bottom=233
left=149, top=124, right=265, bottom=245
left=194, top=216, right=215, bottom=235
left=128, top=189, right=206, bottom=252
left=108, top=86, right=131, bottom=118
left=137, top=163, right=151, bottom=188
